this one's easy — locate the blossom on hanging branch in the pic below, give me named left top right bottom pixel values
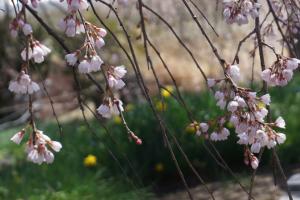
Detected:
left=65, top=47, right=103, bottom=74
left=261, top=57, right=300, bottom=87
left=7, top=3, right=62, bottom=165
left=10, top=128, right=62, bottom=164
left=20, top=39, right=51, bottom=63
left=9, top=71, right=40, bottom=94
left=223, top=0, right=260, bottom=25
left=193, top=64, right=288, bottom=169
left=84, top=22, right=107, bottom=49
left=108, top=65, right=127, bottom=90
left=64, top=22, right=106, bottom=73
left=58, top=14, right=85, bottom=37
left=97, top=97, right=124, bottom=119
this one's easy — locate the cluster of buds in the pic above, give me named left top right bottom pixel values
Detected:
left=84, top=22, right=107, bottom=49
left=244, top=149, right=259, bottom=169
left=204, top=64, right=287, bottom=169
left=9, top=70, right=40, bottom=94
left=11, top=129, right=62, bottom=164
left=223, top=0, right=260, bottom=25
left=261, top=57, right=300, bottom=87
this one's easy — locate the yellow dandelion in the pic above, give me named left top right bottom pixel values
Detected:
left=155, top=101, right=167, bottom=111
left=154, top=162, right=164, bottom=173
left=84, top=154, right=97, bottom=167
left=160, top=85, right=174, bottom=98
left=113, top=116, right=122, bottom=124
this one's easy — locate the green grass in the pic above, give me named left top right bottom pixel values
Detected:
left=0, top=124, right=152, bottom=200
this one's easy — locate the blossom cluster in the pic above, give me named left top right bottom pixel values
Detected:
left=223, top=0, right=260, bottom=25
left=58, top=14, right=85, bottom=37
left=11, top=129, right=62, bottom=164
left=64, top=22, right=107, bottom=73
left=8, top=2, right=62, bottom=164
left=60, top=0, right=140, bottom=144
left=261, top=57, right=300, bottom=87
left=9, top=71, right=40, bottom=94
left=96, top=66, right=127, bottom=118
left=60, top=1, right=127, bottom=120
left=196, top=65, right=287, bottom=169
left=20, top=39, right=51, bottom=63
left=9, top=21, right=50, bottom=94
left=97, top=98, right=124, bottom=119
left=66, top=51, right=103, bottom=74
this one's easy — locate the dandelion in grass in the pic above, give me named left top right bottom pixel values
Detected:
left=84, top=154, right=97, bottom=167
left=161, top=85, right=174, bottom=98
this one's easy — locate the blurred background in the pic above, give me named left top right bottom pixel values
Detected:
left=0, top=0, right=300, bottom=199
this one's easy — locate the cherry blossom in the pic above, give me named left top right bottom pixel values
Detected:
left=107, top=65, right=127, bottom=90
left=10, top=129, right=26, bottom=145
left=65, top=52, right=79, bottom=66
left=9, top=71, right=40, bottom=94
left=261, top=57, right=300, bottom=87
left=223, top=0, right=260, bottom=25
left=21, top=40, right=51, bottom=63
left=97, top=98, right=124, bottom=118
left=58, top=15, right=85, bottom=37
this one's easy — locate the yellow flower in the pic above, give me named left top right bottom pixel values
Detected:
left=154, top=162, right=164, bottom=173
left=84, top=154, right=97, bottom=167
left=185, top=125, right=196, bottom=134
left=161, top=86, right=174, bottom=98
left=257, top=101, right=265, bottom=109
left=155, top=101, right=167, bottom=111
left=185, top=122, right=199, bottom=134
left=113, top=116, right=122, bottom=124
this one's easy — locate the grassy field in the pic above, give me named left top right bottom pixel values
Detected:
left=0, top=126, right=153, bottom=200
